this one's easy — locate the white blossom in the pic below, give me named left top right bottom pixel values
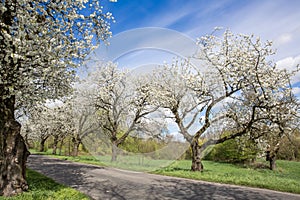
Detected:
left=0, top=0, right=113, bottom=113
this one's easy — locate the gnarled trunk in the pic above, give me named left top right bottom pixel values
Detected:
left=266, top=145, right=279, bottom=170
left=191, top=140, right=203, bottom=172
left=0, top=95, right=30, bottom=196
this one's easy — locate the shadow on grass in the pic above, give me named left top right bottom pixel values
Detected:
left=24, top=155, right=300, bottom=200
left=26, top=169, right=66, bottom=191
left=25, top=154, right=105, bottom=199
left=0, top=169, right=89, bottom=200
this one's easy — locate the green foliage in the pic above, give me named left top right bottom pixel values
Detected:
left=277, top=134, right=300, bottom=161
left=179, top=147, right=193, bottom=160
left=204, top=136, right=259, bottom=163
left=0, top=169, right=89, bottom=200
left=154, top=160, right=300, bottom=194
left=119, top=136, right=166, bottom=159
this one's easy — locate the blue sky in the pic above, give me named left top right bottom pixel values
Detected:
left=97, top=0, right=300, bottom=94
left=85, top=0, right=300, bottom=140
left=105, top=0, right=300, bottom=55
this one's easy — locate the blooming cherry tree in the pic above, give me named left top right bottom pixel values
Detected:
left=0, top=0, right=112, bottom=196
left=47, top=103, right=74, bottom=155
left=88, top=62, right=158, bottom=161
left=68, top=82, right=101, bottom=156
left=147, top=60, right=213, bottom=171
left=148, top=30, right=299, bottom=171
left=27, top=105, right=53, bottom=152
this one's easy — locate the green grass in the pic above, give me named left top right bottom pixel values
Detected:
left=154, top=160, right=300, bottom=194
left=0, top=169, right=89, bottom=200
left=42, top=154, right=172, bottom=172
left=30, top=148, right=173, bottom=172
left=29, top=150, right=300, bottom=194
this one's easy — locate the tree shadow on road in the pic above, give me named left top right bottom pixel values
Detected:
left=146, top=178, right=280, bottom=200
left=27, top=155, right=299, bottom=200
left=27, top=154, right=102, bottom=197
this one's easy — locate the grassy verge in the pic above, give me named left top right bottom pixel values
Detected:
left=29, top=150, right=300, bottom=194
left=0, top=169, right=89, bottom=200
left=30, top=150, right=172, bottom=171
left=154, top=160, right=300, bottom=194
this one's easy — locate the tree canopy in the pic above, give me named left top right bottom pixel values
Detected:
left=0, top=0, right=112, bottom=110
left=0, top=0, right=113, bottom=196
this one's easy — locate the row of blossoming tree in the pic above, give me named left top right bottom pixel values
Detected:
left=1, top=0, right=299, bottom=197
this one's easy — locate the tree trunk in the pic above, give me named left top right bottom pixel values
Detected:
left=52, top=136, right=59, bottom=155
left=39, top=137, right=47, bottom=152
left=23, top=131, right=30, bottom=149
left=72, top=142, right=80, bottom=157
left=0, top=95, right=30, bottom=196
left=72, top=137, right=81, bottom=157
left=269, top=156, right=276, bottom=170
left=191, top=140, right=203, bottom=172
left=111, top=141, right=118, bottom=162
left=266, top=145, right=279, bottom=170
left=58, top=139, right=64, bottom=156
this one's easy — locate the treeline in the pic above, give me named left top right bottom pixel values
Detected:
left=28, top=129, right=300, bottom=164
left=204, top=131, right=300, bottom=163
left=22, top=32, right=300, bottom=172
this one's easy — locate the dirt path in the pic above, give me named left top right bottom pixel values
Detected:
left=27, top=155, right=300, bottom=200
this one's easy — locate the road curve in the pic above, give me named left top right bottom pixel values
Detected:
left=27, top=155, right=300, bottom=200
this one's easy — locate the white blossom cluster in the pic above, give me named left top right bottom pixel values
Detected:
left=199, top=30, right=298, bottom=136
left=143, top=29, right=299, bottom=146
left=21, top=28, right=299, bottom=160
left=23, top=102, right=74, bottom=143
left=85, top=62, right=160, bottom=146
left=0, top=0, right=112, bottom=112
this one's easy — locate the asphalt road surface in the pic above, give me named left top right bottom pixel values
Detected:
left=27, top=155, right=300, bottom=200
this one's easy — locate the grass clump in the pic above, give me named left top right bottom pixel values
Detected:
left=0, top=169, right=89, bottom=200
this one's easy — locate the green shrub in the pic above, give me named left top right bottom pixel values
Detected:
left=277, top=135, right=300, bottom=161
left=204, top=137, right=259, bottom=163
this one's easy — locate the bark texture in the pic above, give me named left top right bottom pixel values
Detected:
left=111, top=142, right=118, bottom=162
left=72, top=137, right=81, bottom=157
left=0, top=96, right=30, bottom=196
left=266, top=150, right=278, bottom=170
left=52, top=136, right=59, bottom=155
left=266, top=145, right=279, bottom=170
left=191, top=140, right=203, bottom=172
left=39, top=137, right=47, bottom=152
left=269, top=156, right=277, bottom=170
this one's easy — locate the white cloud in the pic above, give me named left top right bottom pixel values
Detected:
left=276, top=55, right=300, bottom=84
left=168, top=131, right=185, bottom=142
left=273, top=27, right=300, bottom=60
left=275, top=33, right=293, bottom=46
left=90, top=27, right=198, bottom=72
left=150, top=11, right=189, bottom=28
left=276, top=55, right=300, bottom=71
left=292, top=87, right=300, bottom=96
left=183, top=0, right=300, bottom=60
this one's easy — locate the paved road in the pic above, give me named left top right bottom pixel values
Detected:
left=27, top=155, right=300, bottom=200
